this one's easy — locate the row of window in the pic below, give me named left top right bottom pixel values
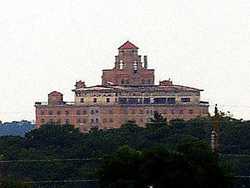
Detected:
left=40, top=108, right=198, bottom=116
left=79, top=98, right=111, bottom=103
left=77, top=97, right=191, bottom=104
left=118, top=97, right=191, bottom=105
left=41, top=118, right=115, bottom=125
left=41, top=109, right=114, bottom=115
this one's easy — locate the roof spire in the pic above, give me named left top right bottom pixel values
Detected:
left=118, top=41, right=138, bottom=50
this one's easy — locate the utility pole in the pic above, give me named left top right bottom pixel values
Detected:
left=211, top=104, right=220, bottom=154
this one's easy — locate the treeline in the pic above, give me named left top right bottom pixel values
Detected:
left=0, top=121, right=34, bottom=137
left=0, top=113, right=250, bottom=187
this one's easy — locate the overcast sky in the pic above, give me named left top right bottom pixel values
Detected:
left=0, top=0, right=250, bottom=122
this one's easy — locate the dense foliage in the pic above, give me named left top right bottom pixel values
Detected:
left=98, top=144, right=230, bottom=188
left=0, top=113, right=250, bottom=187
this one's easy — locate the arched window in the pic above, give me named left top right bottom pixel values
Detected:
left=133, top=61, right=138, bottom=71
left=119, top=60, right=124, bottom=69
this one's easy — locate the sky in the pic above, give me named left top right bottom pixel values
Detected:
left=0, top=0, right=250, bottom=122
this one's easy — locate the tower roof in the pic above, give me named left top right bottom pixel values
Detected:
left=118, top=41, right=139, bottom=50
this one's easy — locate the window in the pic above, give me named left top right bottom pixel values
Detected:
left=109, top=118, right=113, bottom=123
left=95, top=110, right=99, bottom=113
left=57, top=111, right=61, bottom=115
left=128, top=98, right=139, bottom=104
left=189, top=109, right=193, bottom=114
left=49, top=110, right=53, bottom=115
left=126, top=80, right=129, bottom=84
left=179, top=110, right=184, bottom=114
left=40, top=111, right=44, bottom=115
left=77, top=110, right=81, bottom=115
left=144, top=98, right=150, bottom=104
left=77, top=118, right=81, bottom=123
left=109, top=109, right=113, bottom=114
left=167, top=98, right=176, bottom=104
left=103, top=118, right=107, bottom=123
left=83, top=110, right=87, bottom=115
left=147, top=79, right=151, bottom=84
left=65, top=119, right=70, bottom=124
left=80, top=98, right=84, bottom=103
left=133, top=61, right=138, bottom=71
left=139, top=109, right=144, bottom=114
left=91, top=110, right=94, bottom=114
left=83, top=119, right=87, bottom=123
left=121, top=80, right=124, bottom=84
left=41, top=119, right=45, bottom=124
left=181, top=98, right=191, bottom=103
left=91, top=119, right=94, bottom=123
left=106, top=98, right=110, bottom=103
left=96, top=118, right=99, bottom=123
left=153, top=98, right=167, bottom=104
left=119, top=60, right=124, bottom=69
left=65, top=111, right=69, bottom=115
left=118, top=98, right=127, bottom=104
left=93, top=98, right=97, bottom=103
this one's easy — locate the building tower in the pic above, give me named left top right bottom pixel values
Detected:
left=102, top=41, right=155, bottom=86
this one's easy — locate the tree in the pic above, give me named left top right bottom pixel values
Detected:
left=146, top=111, right=168, bottom=129
left=98, top=142, right=231, bottom=188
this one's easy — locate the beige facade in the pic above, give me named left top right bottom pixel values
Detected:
left=35, top=41, right=209, bottom=132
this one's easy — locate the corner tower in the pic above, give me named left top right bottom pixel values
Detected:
left=102, top=41, right=155, bottom=86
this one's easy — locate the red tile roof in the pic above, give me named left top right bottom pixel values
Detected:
left=49, top=91, right=63, bottom=96
left=118, top=41, right=138, bottom=49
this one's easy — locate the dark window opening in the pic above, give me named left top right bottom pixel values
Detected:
left=153, top=98, right=166, bottom=104
left=181, top=98, right=191, bottom=103
left=167, top=98, right=176, bottom=104
left=144, top=98, right=150, bottom=104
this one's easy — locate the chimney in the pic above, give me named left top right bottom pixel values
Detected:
left=144, top=56, right=148, bottom=68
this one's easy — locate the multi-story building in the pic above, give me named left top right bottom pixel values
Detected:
left=35, top=41, right=209, bottom=132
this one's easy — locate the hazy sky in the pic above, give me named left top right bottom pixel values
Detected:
left=0, top=0, right=250, bottom=122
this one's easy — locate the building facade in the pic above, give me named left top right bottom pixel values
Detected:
left=35, top=41, right=209, bottom=132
